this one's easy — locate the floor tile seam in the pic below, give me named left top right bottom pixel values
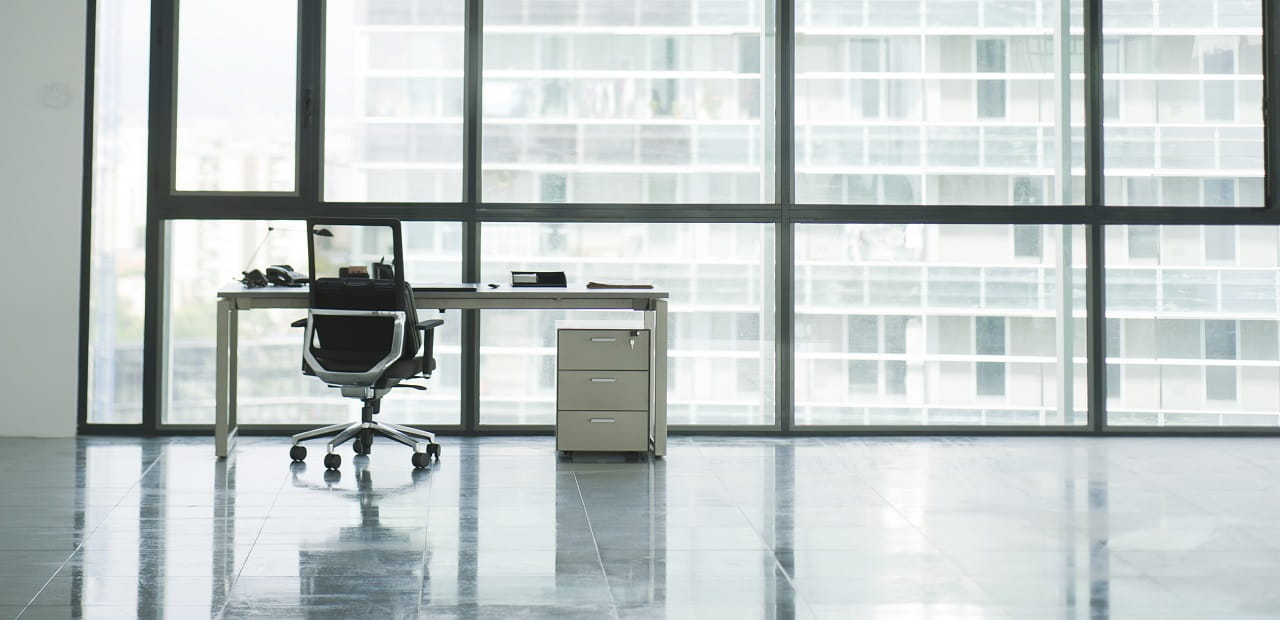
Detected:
left=572, top=471, right=620, bottom=620
left=212, top=461, right=297, bottom=619
left=706, top=462, right=821, bottom=620
left=412, top=464, right=439, bottom=615
left=16, top=451, right=171, bottom=614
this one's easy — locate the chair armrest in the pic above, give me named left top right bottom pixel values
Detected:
left=290, top=318, right=307, bottom=328
left=415, top=318, right=444, bottom=376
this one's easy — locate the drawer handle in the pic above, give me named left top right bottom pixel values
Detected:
left=590, top=337, right=617, bottom=342
left=590, top=418, right=615, bottom=423
left=590, top=377, right=617, bottom=383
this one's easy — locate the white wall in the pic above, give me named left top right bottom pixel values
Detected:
left=0, top=1, right=87, bottom=436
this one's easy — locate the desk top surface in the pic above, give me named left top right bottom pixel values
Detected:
left=218, top=282, right=669, bottom=300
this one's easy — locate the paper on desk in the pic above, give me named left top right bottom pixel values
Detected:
left=586, top=280, right=654, bottom=289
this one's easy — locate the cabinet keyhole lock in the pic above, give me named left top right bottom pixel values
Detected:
left=629, top=330, right=639, bottom=350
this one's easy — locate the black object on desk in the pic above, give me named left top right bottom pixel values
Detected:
left=511, top=271, right=567, bottom=287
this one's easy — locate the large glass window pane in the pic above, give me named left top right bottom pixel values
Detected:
left=795, top=224, right=1087, bottom=426
left=480, top=223, right=775, bottom=425
left=325, top=0, right=466, bottom=202
left=1103, top=1, right=1263, bottom=206
left=1106, top=226, right=1280, bottom=427
left=174, top=0, right=297, bottom=192
left=163, top=220, right=462, bottom=426
left=482, top=1, right=775, bottom=203
left=87, top=0, right=149, bottom=424
left=796, top=1, right=1084, bottom=205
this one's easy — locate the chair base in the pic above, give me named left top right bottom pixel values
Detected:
left=290, top=393, right=441, bottom=469
left=290, top=417, right=439, bottom=470
left=292, top=419, right=436, bottom=454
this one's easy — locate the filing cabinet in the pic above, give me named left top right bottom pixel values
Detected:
left=556, top=320, right=651, bottom=453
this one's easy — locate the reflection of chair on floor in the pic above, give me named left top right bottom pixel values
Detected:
left=288, top=218, right=443, bottom=470
left=291, top=466, right=429, bottom=615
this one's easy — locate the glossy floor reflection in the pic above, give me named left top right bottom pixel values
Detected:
left=3, top=436, right=1280, bottom=618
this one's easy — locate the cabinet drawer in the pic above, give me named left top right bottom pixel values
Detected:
left=557, top=370, right=649, bottom=411
left=558, top=329, right=650, bottom=371
left=557, top=411, right=649, bottom=452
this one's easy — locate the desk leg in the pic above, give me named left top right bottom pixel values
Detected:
left=228, top=305, right=239, bottom=446
left=647, top=299, right=667, bottom=457
left=215, top=299, right=237, bottom=458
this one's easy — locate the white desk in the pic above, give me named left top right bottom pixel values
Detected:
left=215, top=283, right=669, bottom=458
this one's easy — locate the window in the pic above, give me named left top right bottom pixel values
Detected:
left=1205, top=320, right=1236, bottom=359
left=1013, top=225, right=1042, bottom=258
left=1104, top=3, right=1263, bottom=207
left=1103, top=38, right=1121, bottom=118
left=1206, top=366, right=1238, bottom=401
left=1203, top=46, right=1236, bottom=122
left=1204, top=226, right=1236, bottom=262
left=87, top=0, right=149, bottom=424
left=106, top=0, right=1280, bottom=434
left=851, top=38, right=880, bottom=72
left=975, top=316, right=1006, bottom=396
left=975, top=39, right=1007, bottom=119
left=1108, top=226, right=1280, bottom=427
left=1204, top=179, right=1236, bottom=207
left=1205, top=320, right=1237, bottom=401
left=795, top=4, right=1083, bottom=205
left=885, top=360, right=907, bottom=395
left=794, top=224, right=1087, bottom=426
left=480, top=223, right=775, bottom=426
left=843, top=316, right=908, bottom=398
left=540, top=174, right=567, bottom=203
left=174, top=0, right=297, bottom=192
left=324, top=0, right=466, bottom=202
left=481, top=0, right=774, bottom=203
left=1106, top=318, right=1122, bottom=399
left=1013, top=177, right=1044, bottom=206
left=851, top=38, right=881, bottom=118
left=848, top=315, right=878, bottom=353
left=848, top=360, right=878, bottom=393
left=1127, top=227, right=1159, bottom=260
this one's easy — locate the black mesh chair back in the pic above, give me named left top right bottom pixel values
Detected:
left=308, top=278, right=424, bottom=377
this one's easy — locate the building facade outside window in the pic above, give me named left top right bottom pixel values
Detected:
left=85, top=0, right=1276, bottom=432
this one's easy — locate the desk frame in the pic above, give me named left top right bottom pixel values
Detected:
left=215, top=285, right=668, bottom=458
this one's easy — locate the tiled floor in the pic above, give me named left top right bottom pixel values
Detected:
left=3, top=435, right=1280, bottom=619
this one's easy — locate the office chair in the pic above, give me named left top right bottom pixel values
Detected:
left=288, top=219, right=443, bottom=470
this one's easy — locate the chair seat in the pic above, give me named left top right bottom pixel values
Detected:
left=305, top=354, right=428, bottom=379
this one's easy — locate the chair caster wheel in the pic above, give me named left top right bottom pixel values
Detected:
left=428, top=442, right=441, bottom=460
left=289, top=445, right=307, bottom=462
left=411, top=452, right=431, bottom=469
left=323, top=453, right=341, bottom=470
left=354, top=430, right=373, bottom=455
